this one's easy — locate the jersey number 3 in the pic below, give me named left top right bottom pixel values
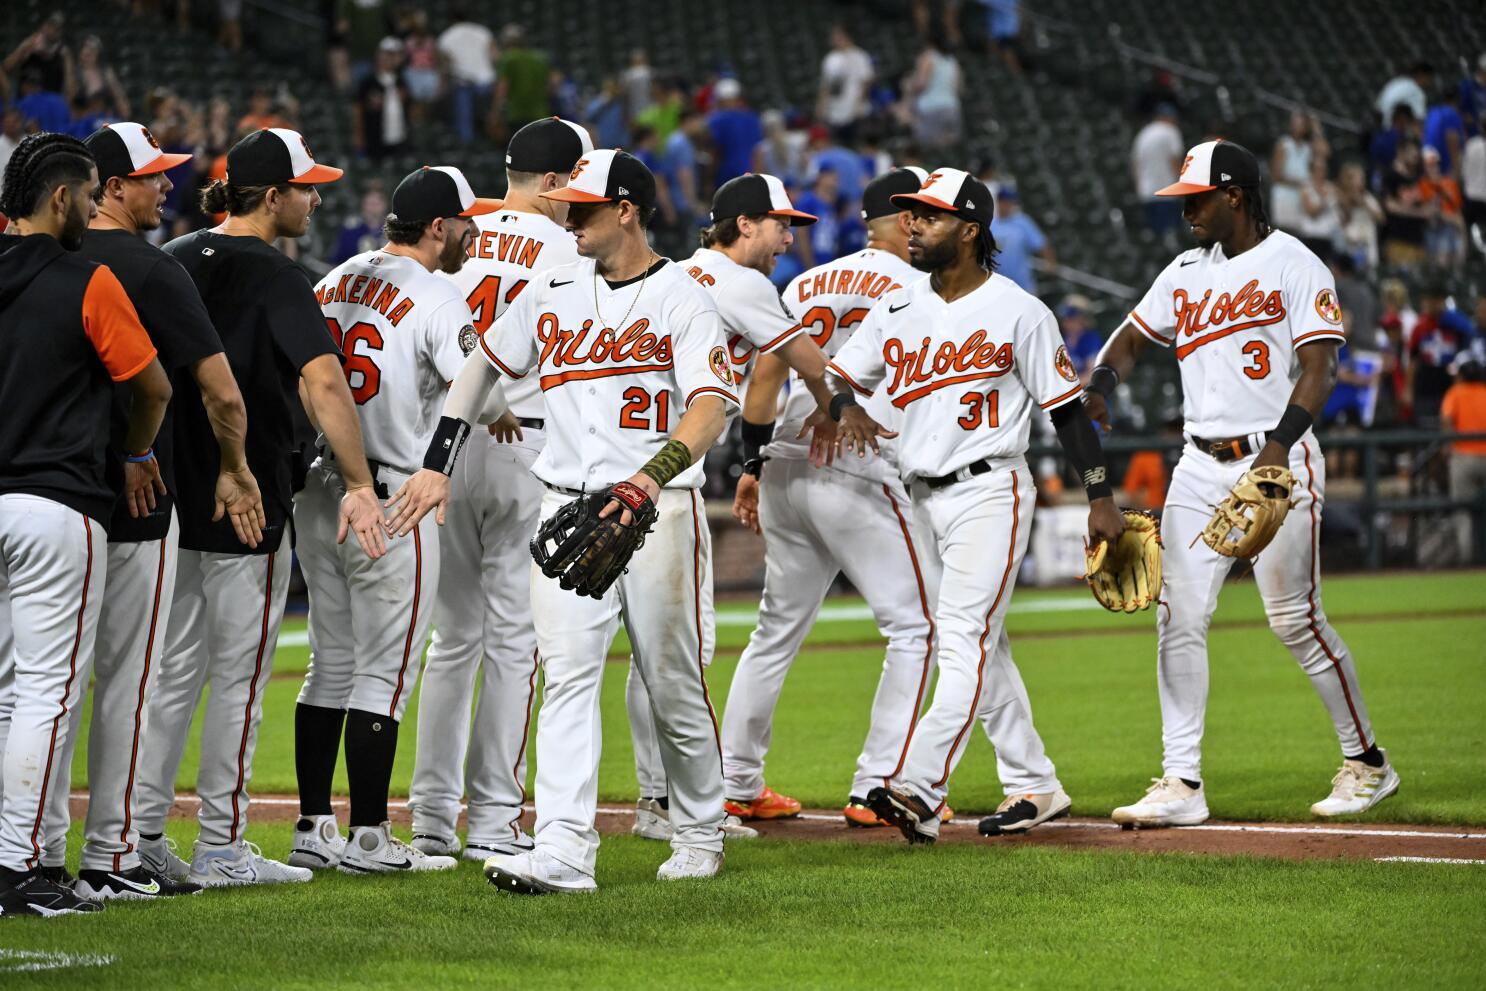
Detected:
left=325, top=318, right=383, bottom=404
left=1242, top=341, right=1271, bottom=380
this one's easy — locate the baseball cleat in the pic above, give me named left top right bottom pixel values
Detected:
left=138, top=835, right=192, bottom=882
left=410, top=833, right=461, bottom=857
left=0, top=869, right=104, bottom=917
left=845, top=797, right=886, bottom=827
left=288, top=814, right=347, bottom=869
left=722, top=815, right=759, bottom=839
left=632, top=798, right=672, bottom=841
left=339, top=823, right=457, bottom=874
left=866, top=786, right=940, bottom=845
left=463, top=831, right=535, bottom=862
left=39, top=865, right=76, bottom=888
left=657, top=846, right=724, bottom=881
left=723, top=784, right=801, bottom=821
left=978, top=789, right=1073, bottom=836
left=484, top=849, right=596, bottom=895
left=1311, top=753, right=1400, bottom=817
left=75, top=866, right=203, bottom=901
left=188, top=840, right=314, bottom=887
left=1112, top=777, right=1210, bottom=828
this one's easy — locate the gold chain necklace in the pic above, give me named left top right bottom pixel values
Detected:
left=593, top=252, right=657, bottom=336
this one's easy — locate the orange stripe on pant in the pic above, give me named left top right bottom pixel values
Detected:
left=229, top=552, right=275, bottom=844
left=388, top=525, right=424, bottom=719
left=690, top=490, right=723, bottom=766
left=932, top=470, right=1021, bottom=794
left=115, top=532, right=169, bottom=871
left=879, top=484, right=936, bottom=786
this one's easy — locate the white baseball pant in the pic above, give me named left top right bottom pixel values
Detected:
left=716, top=458, right=937, bottom=802
left=1155, top=436, right=1376, bottom=780
left=295, top=462, right=438, bottom=721
left=529, top=487, right=724, bottom=876
left=42, top=514, right=179, bottom=871
left=410, top=431, right=544, bottom=847
left=0, top=494, right=106, bottom=872
left=895, top=465, right=1062, bottom=810
left=132, top=541, right=290, bottom=849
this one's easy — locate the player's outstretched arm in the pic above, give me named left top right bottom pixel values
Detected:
left=191, top=352, right=266, bottom=548
left=1083, top=321, right=1152, bottom=431
left=120, top=356, right=173, bottom=520
left=1251, top=340, right=1338, bottom=470
left=734, top=353, right=792, bottom=533
left=386, top=349, right=509, bottom=536
left=301, top=353, right=386, bottom=560
left=774, top=334, right=835, bottom=411
left=1048, top=399, right=1125, bottom=547
left=604, top=396, right=730, bottom=525
left=822, top=386, right=897, bottom=458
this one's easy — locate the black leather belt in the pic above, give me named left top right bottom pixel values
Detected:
left=922, top=459, right=995, bottom=490
left=1190, top=433, right=1263, bottom=463
left=517, top=417, right=545, bottom=431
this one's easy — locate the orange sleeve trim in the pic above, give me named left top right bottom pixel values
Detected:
left=1039, top=383, right=1084, bottom=410
left=685, top=385, right=740, bottom=408
left=758, top=323, right=804, bottom=354
left=478, top=333, right=526, bottom=379
left=827, top=361, right=873, bottom=397
left=82, top=266, right=158, bottom=382
left=1292, top=330, right=1345, bottom=348
left=1129, top=311, right=1174, bottom=345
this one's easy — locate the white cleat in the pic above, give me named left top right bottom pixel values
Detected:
left=657, top=846, right=724, bottom=881
left=632, top=798, right=673, bottom=841
left=722, top=815, right=758, bottom=839
left=410, top=833, right=461, bottom=857
left=1112, top=776, right=1210, bottom=828
left=484, top=849, right=597, bottom=895
left=463, top=831, right=535, bottom=863
left=138, top=835, right=192, bottom=882
left=288, top=814, right=346, bottom=870
left=339, top=823, right=457, bottom=874
left=1311, top=754, right=1400, bottom=817
left=188, top=841, right=314, bottom=887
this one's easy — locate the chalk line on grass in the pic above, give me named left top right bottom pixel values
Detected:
left=0, top=950, right=117, bottom=973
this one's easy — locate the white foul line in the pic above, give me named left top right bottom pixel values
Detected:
left=1374, top=856, right=1485, bottom=865
left=0, top=950, right=117, bottom=973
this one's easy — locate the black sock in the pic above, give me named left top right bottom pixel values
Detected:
left=345, top=708, right=399, bottom=828
left=1180, top=778, right=1202, bottom=791
left=656, top=795, right=669, bottom=811
left=295, top=703, right=347, bottom=816
left=1346, top=746, right=1386, bottom=768
left=139, top=831, right=161, bottom=842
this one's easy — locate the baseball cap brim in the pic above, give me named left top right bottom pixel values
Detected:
left=460, top=197, right=504, bottom=216
left=891, top=191, right=960, bottom=213
left=770, top=208, right=818, bottom=225
left=290, top=162, right=345, bottom=185
left=130, top=151, right=193, bottom=175
left=1154, top=180, right=1216, bottom=196
left=541, top=186, right=613, bottom=203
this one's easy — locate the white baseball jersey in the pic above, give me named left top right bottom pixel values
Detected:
left=829, top=272, right=1084, bottom=482
left=679, top=247, right=803, bottom=383
left=314, top=250, right=473, bottom=470
left=444, top=208, right=579, bottom=419
left=481, top=257, right=739, bottom=490
left=770, top=247, right=923, bottom=480
left=1127, top=229, right=1345, bottom=438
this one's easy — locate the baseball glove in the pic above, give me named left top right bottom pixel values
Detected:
left=1200, top=465, right=1296, bottom=559
left=530, top=481, right=660, bottom=598
left=1083, top=509, right=1163, bottom=613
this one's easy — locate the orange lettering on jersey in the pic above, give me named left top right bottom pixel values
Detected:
left=349, top=275, right=369, bottom=305
left=517, top=239, right=542, bottom=269
left=332, top=273, right=353, bottom=304
left=1172, top=278, right=1286, bottom=360
left=536, top=314, right=675, bottom=390
left=883, top=331, right=1013, bottom=408
left=372, top=283, right=401, bottom=316
left=685, top=265, right=716, bottom=287
left=358, top=277, right=382, bottom=307
left=387, top=298, right=414, bottom=327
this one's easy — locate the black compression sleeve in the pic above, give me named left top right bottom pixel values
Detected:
left=424, top=416, right=472, bottom=474
left=1049, top=401, right=1114, bottom=500
left=740, top=419, right=774, bottom=463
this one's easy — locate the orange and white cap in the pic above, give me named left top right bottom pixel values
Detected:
left=890, top=167, right=994, bottom=226
left=84, top=122, right=192, bottom=181
left=1155, top=139, right=1260, bottom=196
left=226, top=127, right=344, bottom=186
left=541, top=149, right=656, bottom=212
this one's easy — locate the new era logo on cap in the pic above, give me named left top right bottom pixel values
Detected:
left=227, top=128, right=343, bottom=187
left=541, top=148, right=657, bottom=213
left=709, top=173, right=817, bottom=225
left=890, top=168, right=994, bottom=227
left=391, top=165, right=502, bottom=224
left=84, top=122, right=192, bottom=182
left=1156, top=139, right=1260, bottom=196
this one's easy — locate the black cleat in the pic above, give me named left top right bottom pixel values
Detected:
left=75, top=866, right=203, bottom=901
left=866, top=786, right=939, bottom=845
left=977, top=790, right=1073, bottom=836
left=0, top=869, right=104, bottom=917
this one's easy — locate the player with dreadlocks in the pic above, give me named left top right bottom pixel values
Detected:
left=1084, top=139, right=1398, bottom=828
left=0, top=133, right=172, bottom=915
left=823, top=167, right=1123, bottom=843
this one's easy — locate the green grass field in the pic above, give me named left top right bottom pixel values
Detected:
left=5, top=571, right=1485, bottom=988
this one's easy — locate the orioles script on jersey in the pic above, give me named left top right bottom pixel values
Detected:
left=884, top=330, right=1013, bottom=407
left=1171, top=278, right=1285, bottom=360
left=314, top=268, right=416, bottom=326
left=468, top=227, right=545, bottom=268
left=534, top=314, right=674, bottom=390
left=795, top=266, right=902, bottom=304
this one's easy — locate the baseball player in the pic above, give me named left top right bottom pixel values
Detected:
left=828, top=168, right=1124, bottom=843
left=33, top=123, right=266, bottom=903
left=408, top=118, right=592, bottom=864
left=626, top=172, right=835, bottom=835
left=131, top=128, right=387, bottom=888
left=287, top=166, right=500, bottom=875
left=0, top=132, right=171, bottom=916
left=387, top=150, right=737, bottom=892
left=1083, top=140, right=1398, bottom=825
left=721, top=167, right=944, bottom=828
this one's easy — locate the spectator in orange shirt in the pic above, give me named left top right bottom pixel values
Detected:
left=1442, top=358, right=1486, bottom=563
left=1419, top=145, right=1466, bottom=269
left=1120, top=449, right=1169, bottom=510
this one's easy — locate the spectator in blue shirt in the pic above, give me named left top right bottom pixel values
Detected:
left=630, top=126, right=677, bottom=226
left=1369, top=104, right=1419, bottom=188
left=989, top=186, right=1053, bottom=294
left=1424, top=87, right=1466, bottom=175
left=16, top=70, right=71, bottom=135
left=1459, top=54, right=1486, bottom=137
left=663, top=108, right=705, bottom=231
left=794, top=168, right=842, bottom=269
left=805, top=125, right=867, bottom=205
left=584, top=77, right=629, bottom=150
left=331, top=186, right=389, bottom=265
left=1057, top=294, right=1105, bottom=382
left=708, top=77, right=763, bottom=186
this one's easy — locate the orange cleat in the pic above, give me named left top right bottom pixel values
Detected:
left=724, top=785, right=801, bottom=820
left=844, top=798, right=886, bottom=827
left=940, top=804, right=956, bottom=822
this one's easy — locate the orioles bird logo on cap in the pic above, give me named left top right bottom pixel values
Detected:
left=141, top=126, right=161, bottom=151
left=300, top=134, right=315, bottom=160
left=570, top=158, right=589, bottom=182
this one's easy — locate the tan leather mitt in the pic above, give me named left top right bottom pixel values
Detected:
left=1084, top=510, right=1163, bottom=613
left=1200, top=465, right=1296, bottom=559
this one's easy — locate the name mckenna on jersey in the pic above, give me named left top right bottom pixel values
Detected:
left=314, top=268, right=416, bottom=325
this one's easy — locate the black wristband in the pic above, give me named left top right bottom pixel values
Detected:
left=828, top=392, right=858, bottom=421
left=741, top=457, right=765, bottom=479
left=1088, top=365, right=1119, bottom=400
left=424, top=416, right=472, bottom=474
left=1267, top=403, right=1314, bottom=451
left=740, top=419, right=774, bottom=463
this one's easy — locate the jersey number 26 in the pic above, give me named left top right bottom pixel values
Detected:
left=325, top=318, right=383, bottom=404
